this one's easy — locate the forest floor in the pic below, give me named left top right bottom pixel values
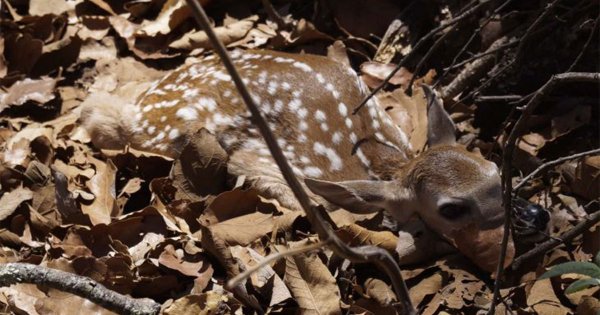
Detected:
left=0, top=0, right=598, bottom=314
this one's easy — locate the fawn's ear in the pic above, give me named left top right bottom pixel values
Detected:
left=423, top=86, right=456, bottom=147
left=305, top=178, right=399, bottom=214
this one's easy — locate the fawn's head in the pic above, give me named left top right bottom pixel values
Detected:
left=306, top=87, right=514, bottom=272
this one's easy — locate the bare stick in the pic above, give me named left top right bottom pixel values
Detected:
left=352, top=0, right=486, bottom=114
left=514, top=148, right=600, bottom=191
left=227, top=240, right=331, bottom=289
left=0, top=263, right=161, bottom=315
left=565, top=15, right=599, bottom=72
left=475, top=95, right=523, bottom=102
left=435, top=0, right=515, bottom=87
left=511, top=210, right=600, bottom=270
left=405, top=29, right=453, bottom=95
left=487, top=72, right=600, bottom=315
left=183, top=1, right=416, bottom=313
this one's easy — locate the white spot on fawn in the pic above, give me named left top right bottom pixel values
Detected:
left=292, top=61, right=312, bottom=72
left=338, top=103, right=348, bottom=116
left=303, top=166, right=323, bottom=178
left=289, top=99, right=302, bottom=111
left=298, top=108, right=308, bottom=118
left=345, top=117, right=353, bottom=128
left=314, top=142, right=343, bottom=171
left=356, top=148, right=371, bottom=167
left=176, top=107, right=198, bottom=121
left=168, top=129, right=180, bottom=140
left=315, top=110, right=326, bottom=122
left=332, top=132, right=342, bottom=144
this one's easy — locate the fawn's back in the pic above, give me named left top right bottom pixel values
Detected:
left=81, top=49, right=514, bottom=273
left=110, top=50, right=411, bottom=182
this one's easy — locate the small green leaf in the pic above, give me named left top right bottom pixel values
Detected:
left=539, top=262, right=600, bottom=279
left=594, top=251, right=600, bottom=267
left=565, top=278, right=600, bottom=294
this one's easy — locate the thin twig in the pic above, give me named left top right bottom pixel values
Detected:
left=511, top=210, right=600, bottom=270
left=459, top=0, right=565, bottom=103
left=0, top=263, right=161, bottom=315
left=441, top=37, right=510, bottom=99
left=227, top=240, right=331, bottom=289
left=514, top=148, right=600, bottom=191
left=565, top=15, right=599, bottom=72
left=475, top=94, right=523, bottom=102
left=434, top=0, right=515, bottom=87
left=183, top=1, right=416, bottom=313
left=405, top=29, right=453, bottom=95
left=442, top=39, right=518, bottom=73
left=487, top=72, right=600, bottom=315
left=260, top=0, right=290, bottom=31
left=352, top=0, right=486, bottom=114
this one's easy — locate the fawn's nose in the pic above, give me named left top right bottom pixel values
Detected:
left=513, top=197, right=550, bottom=236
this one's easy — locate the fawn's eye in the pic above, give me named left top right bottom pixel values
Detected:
left=438, top=203, right=470, bottom=220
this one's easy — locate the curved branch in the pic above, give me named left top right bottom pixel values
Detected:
left=0, top=263, right=161, bottom=315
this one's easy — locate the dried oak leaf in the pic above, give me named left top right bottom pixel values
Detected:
left=138, top=0, right=191, bottom=37
left=80, top=158, right=118, bottom=225
left=170, top=15, right=258, bottom=50
left=200, top=188, right=260, bottom=225
left=29, top=0, right=77, bottom=16
left=526, top=278, right=571, bottom=315
left=0, top=187, right=33, bottom=222
left=2, top=32, right=43, bottom=77
left=158, top=244, right=214, bottom=293
left=230, top=245, right=292, bottom=306
left=0, top=283, right=116, bottom=315
left=408, top=273, right=443, bottom=308
left=163, top=291, right=242, bottom=315
left=279, top=241, right=342, bottom=315
left=0, top=77, right=57, bottom=110
left=376, top=87, right=428, bottom=152
left=208, top=211, right=275, bottom=247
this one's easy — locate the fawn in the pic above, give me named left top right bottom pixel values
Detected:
left=80, top=49, right=514, bottom=272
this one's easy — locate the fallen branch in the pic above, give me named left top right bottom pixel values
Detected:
left=0, top=263, right=161, bottom=315
left=183, top=1, right=416, bottom=314
left=487, top=72, right=600, bottom=315
left=227, top=240, right=331, bottom=289
left=511, top=210, right=600, bottom=270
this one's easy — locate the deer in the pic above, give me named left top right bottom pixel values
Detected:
left=80, top=49, right=516, bottom=273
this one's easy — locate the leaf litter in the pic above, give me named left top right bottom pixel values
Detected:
left=0, top=0, right=598, bottom=314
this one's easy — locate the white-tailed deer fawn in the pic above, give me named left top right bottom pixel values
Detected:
left=81, top=49, right=514, bottom=272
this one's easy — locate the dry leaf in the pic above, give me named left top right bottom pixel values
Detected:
left=281, top=241, right=342, bottom=315
left=170, top=16, right=258, bottom=50
left=0, top=77, right=56, bottom=110
left=0, top=187, right=33, bottom=222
